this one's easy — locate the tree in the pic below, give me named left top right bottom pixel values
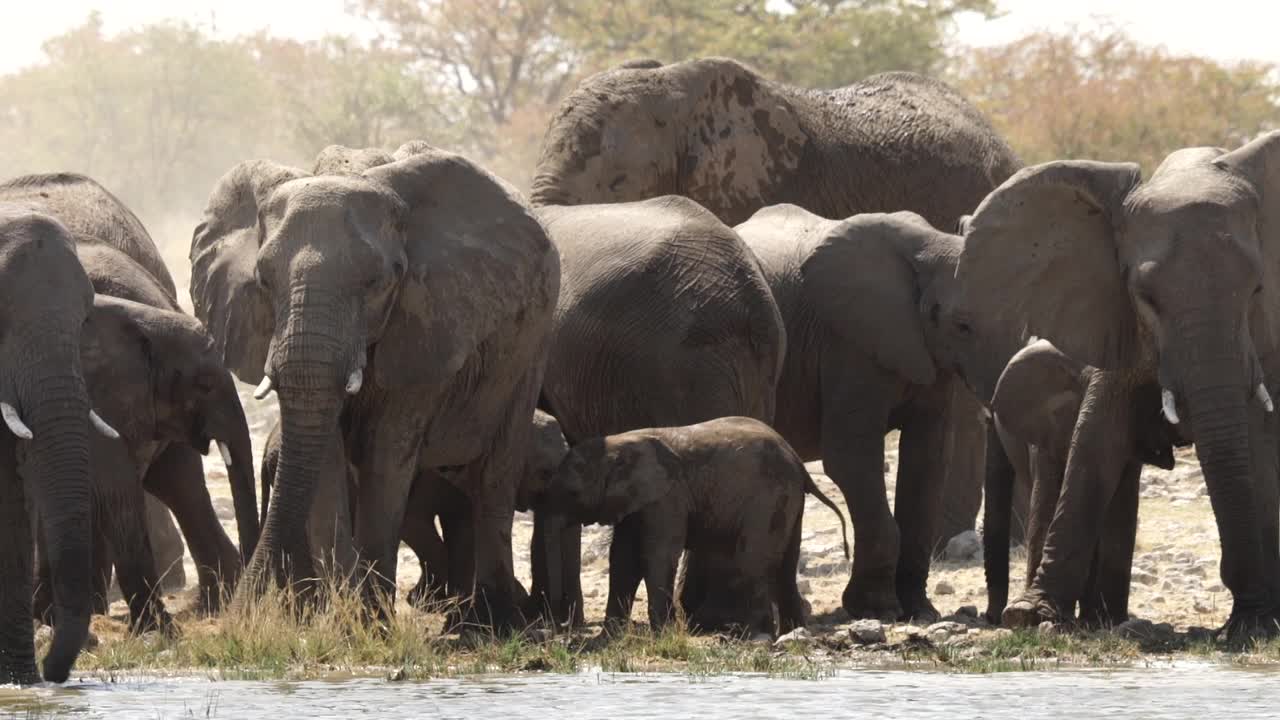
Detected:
left=951, top=27, right=1280, bottom=173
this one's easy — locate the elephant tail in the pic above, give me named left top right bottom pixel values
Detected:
left=804, top=475, right=849, bottom=560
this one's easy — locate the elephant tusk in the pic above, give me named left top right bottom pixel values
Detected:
left=89, top=410, right=120, bottom=440
left=218, top=440, right=233, bottom=467
left=1, top=402, right=32, bottom=440
left=1161, top=388, right=1180, bottom=425
left=253, top=375, right=274, bottom=400
left=1257, top=383, right=1274, bottom=413
left=346, top=367, right=363, bottom=395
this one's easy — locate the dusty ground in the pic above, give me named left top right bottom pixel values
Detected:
left=142, top=385, right=1228, bottom=636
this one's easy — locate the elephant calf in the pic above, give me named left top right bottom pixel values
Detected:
left=538, top=416, right=847, bottom=635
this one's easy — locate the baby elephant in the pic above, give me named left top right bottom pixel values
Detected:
left=539, top=416, right=848, bottom=636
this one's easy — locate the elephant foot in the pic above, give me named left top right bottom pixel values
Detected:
left=1217, top=604, right=1280, bottom=646
left=131, top=608, right=177, bottom=638
left=1000, top=595, right=1062, bottom=629
left=407, top=576, right=449, bottom=611
left=2, top=665, right=40, bottom=686
left=458, top=584, right=525, bottom=634
left=842, top=580, right=901, bottom=623
left=897, top=588, right=940, bottom=625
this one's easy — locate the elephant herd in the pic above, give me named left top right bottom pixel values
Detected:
left=3, top=55, right=1280, bottom=685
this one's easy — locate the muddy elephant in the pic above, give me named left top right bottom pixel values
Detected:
left=192, top=142, right=559, bottom=626
left=515, top=197, right=785, bottom=624
left=982, top=339, right=1182, bottom=626
left=537, top=416, right=846, bottom=635
left=0, top=208, right=115, bottom=684
left=1, top=174, right=258, bottom=619
left=945, top=134, right=1280, bottom=639
left=730, top=205, right=981, bottom=622
left=532, top=56, right=1020, bottom=565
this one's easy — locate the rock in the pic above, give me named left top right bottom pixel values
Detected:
left=1183, top=564, right=1206, bottom=578
left=1206, top=582, right=1226, bottom=593
left=796, top=579, right=812, bottom=594
left=934, top=580, right=955, bottom=596
left=955, top=605, right=980, bottom=619
left=1193, top=598, right=1213, bottom=614
left=1116, top=618, right=1177, bottom=644
left=749, top=632, right=773, bottom=644
left=1131, top=568, right=1158, bottom=586
left=901, top=625, right=930, bottom=643
left=774, top=627, right=812, bottom=647
left=845, top=619, right=887, bottom=645
left=1037, top=621, right=1057, bottom=635
left=942, top=530, right=982, bottom=563
left=926, top=621, right=968, bottom=643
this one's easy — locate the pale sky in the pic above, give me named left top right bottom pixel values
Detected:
left=0, top=1, right=1276, bottom=73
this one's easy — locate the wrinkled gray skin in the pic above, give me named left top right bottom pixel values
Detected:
left=0, top=208, right=96, bottom=685
left=532, top=56, right=1021, bottom=555
left=192, top=142, right=559, bottom=627
left=0, top=174, right=258, bottom=628
left=523, top=197, right=785, bottom=625
left=540, top=417, right=847, bottom=635
left=983, top=339, right=1181, bottom=626
left=944, top=134, right=1280, bottom=640
left=735, top=205, right=978, bottom=623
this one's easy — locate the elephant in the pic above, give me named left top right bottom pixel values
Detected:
left=532, top=56, right=1021, bottom=575
left=943, top=133, right=1280, bottom=639
left=982, top=338, right=1182, bottom=626
left=0, top=208, right=109, bottom=684
left=732, top=204, right=983, bottom=622
left=523, top=196, right=786, bottom=624
left=0, top=173, right=259, bottom=618
left=31, top=295, right=259, bottom=631
left=536, top=416, right=847, bottom=635
left=191, top=141, right=559, bottom=626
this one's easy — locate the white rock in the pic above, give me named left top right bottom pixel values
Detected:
left=1131, top=568, right=1159, bottom=586
left=926, top=621, right=968, bottom=643
left=846, top=619, right=886, bottom=645
left=1037, top=621, right=1057, bottom=635
left=774, top=627, right=812, bottom=647
left=934, top=580, right=956, bottom=596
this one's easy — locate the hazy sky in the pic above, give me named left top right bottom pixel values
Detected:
left=1, top=1, right=1277, bottom=73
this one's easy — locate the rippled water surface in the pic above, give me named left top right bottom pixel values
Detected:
left=2, top=664, right=1277, bottom=719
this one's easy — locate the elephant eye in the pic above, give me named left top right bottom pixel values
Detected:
left=1255, top=284, right=1264, bottom=296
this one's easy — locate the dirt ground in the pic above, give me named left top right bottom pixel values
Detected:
left=163, top=384, right=1227, bottom=633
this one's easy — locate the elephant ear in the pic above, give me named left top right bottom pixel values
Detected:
left=596, top=437, right=679, bottom=525
left=363, top=147, right=557, bottom=389
left=80, top=296, right=157, bottom=443
left=1213, top=131, right=1280, bottom=361
left=991, top=339, right=1088, bottom=456
left=190, top=161, right=308, bottom=384
left=801, top=212, right=949, bottom=386
left=957, top=161, right=1144, bottom=376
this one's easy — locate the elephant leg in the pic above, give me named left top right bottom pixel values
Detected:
left=306, top=440, right=355, bottom=584
left=1006, top=375, right=1132, bottom=628
left=604, top=515, right=644, bottom=631
left=1024, top=447, right=1066, bottom=592
left=1078, top=458, right=1141, bottom=627
left=403, top=471, right=449, bottom=608
left=97, top=477, right=171, bottom=633
left=144, top=493, right=186, bottom=593
left=0, top=446, right=39, bottom=685
left=1250, top=405, right=1280, bottom=602
left=893, top=387, right=954, bottom=624
left=143, top=444, right=239, bottom=613
left=442, top=504, right=476, bottom=601
left=90, top=517, right=112, bottom=616
left=526, top=509, right=581, bottom=625
left=678, top=549, right=708, bottom=622
left=820, top=356, right=898, bottom=621
left=642, top=528, right=685, bottom=633
left=983, top=421, right=1017, bottom=625
left=775, top=516, right=806, bottom=634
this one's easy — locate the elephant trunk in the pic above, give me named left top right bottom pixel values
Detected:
left=19, top=336, right=94, bottom=683
left=1184, top=375, right=1264, bottom=612
left=214, top=377, right=260, bottom=563
left=237, top=301, right=351, bottom=605
left=539, top=512, right=568, bottom=624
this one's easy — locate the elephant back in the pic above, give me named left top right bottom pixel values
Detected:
left=0, top=173, right=178, bottom=301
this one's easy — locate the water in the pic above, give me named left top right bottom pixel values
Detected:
left=2, top=664, right=1276, bottom=719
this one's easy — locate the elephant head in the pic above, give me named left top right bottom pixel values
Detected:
left=80, top=296, right=259, bottom=561
left=190, top=142, right=556, bottom=600
left=531, top=58, right=810, bottom=224
left=950, top=133, right=1280, bottom=630
left=0, top=208, right=113, bottom=683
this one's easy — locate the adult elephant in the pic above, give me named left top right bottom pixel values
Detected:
left=531, top=56, right=1020, bottom=552
left=735, top=205, right=976, bottom=621
left=0, top=174, right=258, bottom=612
left=0, top=208, right=111, bottom=684
left=191, top=142, right=558, bottom=626
left=527, top=197, right=785, bottom=624
left=946, top=134, right=1280, bottom=639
